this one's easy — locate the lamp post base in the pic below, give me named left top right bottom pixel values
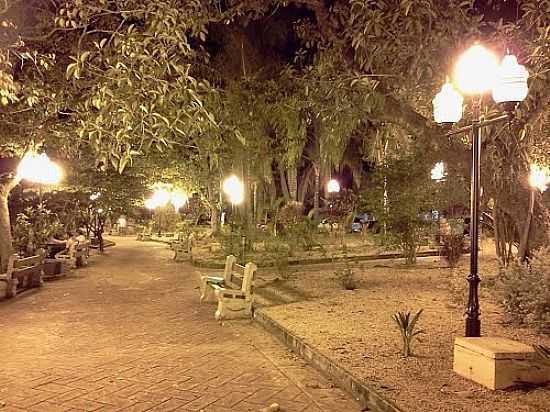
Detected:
left=465, top=317, right=481, bottom=337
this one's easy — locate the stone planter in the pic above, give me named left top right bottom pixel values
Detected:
left=43, top=259, right=64, bottom=277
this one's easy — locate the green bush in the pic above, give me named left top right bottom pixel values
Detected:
left=440, top=234, right=465, bottom=268
left=12, top=204, right=62, bottom=257
left=497, top=248, right=550, bottom=331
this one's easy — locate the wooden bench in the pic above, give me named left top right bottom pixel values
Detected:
left=173, top=233, right=194, bottom=262
left=55, top=242, right=89, bottom=269
left=0, top=251, right=44, bottom=299
left=136, top=227, right=152, bottom=241
left=199, top=255, right=258, bottom=321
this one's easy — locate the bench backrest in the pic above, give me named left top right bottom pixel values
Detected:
left=224, top=256, right=257, bottom=298
left=240, top=262, right=257, bottom=297
left=7, top=250, right=44, bottom=273
left=222, top=255, right=238, bottom=283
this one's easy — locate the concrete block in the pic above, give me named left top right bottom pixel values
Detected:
left=453, top=336, right=550, bottom=389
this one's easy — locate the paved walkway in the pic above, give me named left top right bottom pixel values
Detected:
left=0, top=238, right=360, bottom=412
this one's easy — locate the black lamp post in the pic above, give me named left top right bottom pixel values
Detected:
left=433, top=45, right=529, bottom=337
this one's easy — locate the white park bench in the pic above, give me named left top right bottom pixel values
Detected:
left=173, top=233, right=194, bottom=262
left=0, top=251, right=44, bottom=299
left=136, top=227, right=152, bottom=241
left=199, top=255, right=257, bottom=320
left=55, top=242, right=89, bottom=269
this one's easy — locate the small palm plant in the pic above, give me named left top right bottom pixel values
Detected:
left=392, top=309, right=424, bottom=357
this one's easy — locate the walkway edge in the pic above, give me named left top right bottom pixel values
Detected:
left=254, top=309, right=403, bottom=412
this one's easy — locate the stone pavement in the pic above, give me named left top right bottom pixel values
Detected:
left=0, top=238, right=361, bottom=412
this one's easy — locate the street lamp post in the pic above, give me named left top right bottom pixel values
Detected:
left=223, top=175, right=244, bottom=257
left=327, top=179, right=340, bottom=232
left=517, top=164, right=549, bottom=262
left=433, top=44, right=529, bottom=337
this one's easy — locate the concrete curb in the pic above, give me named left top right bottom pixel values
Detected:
left=191, top=250, right=442, bottom=269
left=254, top=310, right=403, bottom=412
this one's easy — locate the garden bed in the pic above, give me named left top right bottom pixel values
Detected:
left=190, top=232, right=441, bottom=268
left=259, top=248, right=550, bottom=412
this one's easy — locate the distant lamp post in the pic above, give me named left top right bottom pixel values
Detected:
left=223, top=175, right=244, bottom=206
left=433, top=44, right=529, bottom=337
left=528, top=164, right=549, bottom=193
left=518, top=165, right=549, bottom=262
left=327, top=179, right=340, bottom=231
left=327, top=179, right=340, bottom=194
left=223, top=175, right=244, bottom=251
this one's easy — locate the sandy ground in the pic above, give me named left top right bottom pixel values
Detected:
left=261, top=246, right=550, bottom=412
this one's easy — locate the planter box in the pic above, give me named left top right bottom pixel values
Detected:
left=43, top=259, right=64, bottom=277
left=453, top=337, right=550, bottom=389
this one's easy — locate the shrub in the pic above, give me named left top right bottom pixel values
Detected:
left=497, top=248, right=550, bottom=331
left=336, top=267, right=357, bottom=290
left=447, top=269, right=467, bottom=307
left=12, top=204, right=62, bottom=256
left=440, top=234, right=465, bottom=267
left=264, top=237, right=291, bottom=279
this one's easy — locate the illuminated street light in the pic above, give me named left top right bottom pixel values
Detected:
left=223, top=175, right=244, bottom=205
left=433, top=43, right=529, bottom=337
left=431, top=162, right=446, bottom=181
left=528, top=164, right=549, bottom=193
left=453, top=44, right=499, bottom=95
left=144, top=198, right=156, bottom=210
left=327, top=179, right=341, bottom=194
left=17, top=152, right=63, bottom=185
left=326, top=179, right=340, bottom=232
left=433, top=81, right=463, bottom=124
left=170, top=191, right=188, bottom=211
left=151, top=188, right=171, bottom=208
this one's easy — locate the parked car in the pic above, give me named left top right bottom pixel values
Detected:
left=350, top=213, right=376, bottom=233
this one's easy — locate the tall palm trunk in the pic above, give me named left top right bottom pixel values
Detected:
left=517, top=189, right=535, bottom=263
left=287, top=167, right=298, bottom=201
left=278, top=164, right=290, bottom=201
left=313, top=165, right=320, bottom=218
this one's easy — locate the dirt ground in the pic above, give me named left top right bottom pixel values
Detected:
left=260, top=241, right=550, bottom=412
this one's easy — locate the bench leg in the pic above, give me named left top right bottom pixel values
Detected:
left=199, top=278, right=217, bottom=303
left=5, top=278, right=17, bottom=298
left=29, top=271, right=44, bottom=288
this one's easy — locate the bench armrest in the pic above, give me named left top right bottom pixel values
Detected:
left=212, top=284, right=246, bottom=299
left=202, top=276, right=224, bottom=285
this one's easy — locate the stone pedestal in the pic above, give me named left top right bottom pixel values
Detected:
left=453, top=337, right=550, bottom=389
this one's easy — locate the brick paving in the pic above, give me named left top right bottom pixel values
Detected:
left=0, top=238, right=361, bottom=412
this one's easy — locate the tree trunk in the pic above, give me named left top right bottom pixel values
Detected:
left=288, top=166, right=298, bottom=201
left=517, top=189, right=535, bottom=263
left=299, top=166, right=313, bottom=204
left=0, top=181, right=16, bottom=272
left=207, top=181, right=220, bottom=235
left=313, top=165, right=320, bottom=218
left=278, top=164, right=290, bottom=201
left=210, top=205, right=220, bottom=235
